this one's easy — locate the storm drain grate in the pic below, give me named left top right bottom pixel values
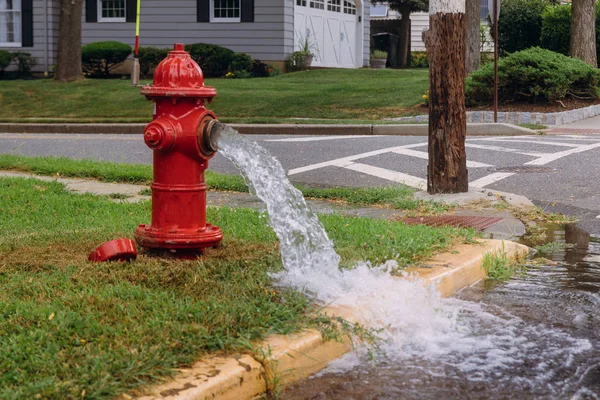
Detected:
left=487, top=166, right=558, bottom=173
left=402, top=216, right=504, bottom=231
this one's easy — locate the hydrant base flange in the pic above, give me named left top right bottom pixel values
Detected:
left=134, top=224, right=223, bottom=252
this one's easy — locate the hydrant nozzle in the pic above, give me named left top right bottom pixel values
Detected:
left=198, top=117, right=222, bottom=158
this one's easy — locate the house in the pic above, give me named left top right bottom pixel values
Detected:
left=369, top=1, right=492, bottom=66
left=0, top=0, right=372, bottom=74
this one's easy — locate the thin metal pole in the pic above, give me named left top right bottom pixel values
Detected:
left=493, top=0, right=498, bottom=123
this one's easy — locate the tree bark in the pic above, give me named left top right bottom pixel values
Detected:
left=398, top=4, right=411, bottom=67
left=465, top=0, right=481, bottom=74
left=570, top=0, right=597, bottom=67
left=425, top=7, right=468, bottom=194
left=55, top=0, right=84, bottom=82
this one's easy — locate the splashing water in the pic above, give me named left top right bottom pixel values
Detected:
left=215, top=124, right=595, bottom=395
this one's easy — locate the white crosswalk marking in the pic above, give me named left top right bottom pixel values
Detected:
left=392, top=148, right=492, bottom=168
left=465, top=143, right=547, bottom=157
left=469, top=172, right=516, bottom=188
left=343, top=163, right=427, bottom=190
left=265, top=135, right=384, bottom=142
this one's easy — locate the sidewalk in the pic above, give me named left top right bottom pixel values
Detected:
left=545, top=114, right=600, bottom=135
left=0, top=170, right=529, bottom=241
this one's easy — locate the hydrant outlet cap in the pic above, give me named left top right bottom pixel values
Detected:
left=88, top=238, right=137, bottom=262
left=140, top=43, right=217, bottom=99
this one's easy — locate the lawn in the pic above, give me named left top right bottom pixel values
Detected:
left=0, top=177, right=473, bottom=398
left=0, top=155, right=448, bottom=213
left=0, top=69, right=428, bottom=124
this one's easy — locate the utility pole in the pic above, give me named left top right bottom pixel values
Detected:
left=424, top=0, right=469, bottom=194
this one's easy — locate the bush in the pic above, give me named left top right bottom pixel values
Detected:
left=251, top=59, right=271, bottom=77
left=0, top=49, right=12, bottom=72
left=541, top=2, right=600, bottom=64
left=137, top=46, right=169, bottom=76
left=82, top=41, right=131, bottom=77
left=411, top=51, right=428, bottom=68
left=540, top=5, right=571, bottom=56
left=229, top=52, right=253, bottom=73
left=496, top=0, right=549, bottom=55
left=465, top=47, right=600, bottom=105
left=11, top=51, right=37, bottom=76
left=184, top=43, right=234, bottom=78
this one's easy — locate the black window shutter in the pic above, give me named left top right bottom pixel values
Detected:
left=21, top=0, right=33, bottom=47
left=197, top=0, right=209, bottom=22
left=241, top=0, right=254, bottom=22
left=126, top=0, right=137, bottom=22
left=86, top=0, right=98, bottom=22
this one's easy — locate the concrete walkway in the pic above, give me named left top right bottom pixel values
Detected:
left=0, top=170, right=528, bottom=241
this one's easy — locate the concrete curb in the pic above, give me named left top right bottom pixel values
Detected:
left=136, top=239, right=529, bottom=400
left=388, top=104, right=600, bottom=126
left=0, top=122, right=536, bottom=136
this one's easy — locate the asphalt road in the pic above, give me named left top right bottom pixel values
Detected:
left=1, top=132, right=599, bottom=235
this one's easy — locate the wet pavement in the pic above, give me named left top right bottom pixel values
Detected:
left=282, top=225, right=600, bottom=399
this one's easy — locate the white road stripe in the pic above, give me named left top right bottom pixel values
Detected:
left=465, top=143, right=547, bottom=157
left=469, top=172, right=516, bottom=188
left=525, top=141, right=600, bottom=165
left=287, top=142, right=427, bottom=175
left=343, top=162, right=427, bottom=190
left=392, top=148, right=492, bottom=168
left=265, top=135, right=384, bottom=142
left=470, top=138, right=581, bottom=148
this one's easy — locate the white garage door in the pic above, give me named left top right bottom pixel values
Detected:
left=294, top=0, right=359, bottom=68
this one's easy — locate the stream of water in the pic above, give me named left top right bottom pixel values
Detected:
left=215, top=124, right=599, bottom=399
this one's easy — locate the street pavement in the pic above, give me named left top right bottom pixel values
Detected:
left=0, top=130, right=599, bottom=235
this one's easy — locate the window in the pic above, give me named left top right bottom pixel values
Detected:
left=327, top=0, right=340, bottom=12
left=211, top=0, right=240, bottom=22
left=98, top=0, right=125, bottom=22
left=343, top=1, right=356, bottom=15
left=0, top=0, right=21, bottom=46
left=296, top=0, right=307, bottom=6
left=310, top=0, right=324, bottom=10
left=370, top=5, right=388, bottom=18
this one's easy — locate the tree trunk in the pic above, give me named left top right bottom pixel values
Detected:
left=55, top=0, right=84, bottom=82
left=465, top=0, right=481, bottom=74
left=398, top=4, right=411, bottom=68
left=570, top=0, right=597, bottom=67
left=425, top=1, right=468, bottom=194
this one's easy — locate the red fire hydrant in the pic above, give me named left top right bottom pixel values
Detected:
left=134, top=43, right=223, bottom=256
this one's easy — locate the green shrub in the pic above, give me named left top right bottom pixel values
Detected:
left=11, top=51, right=37, bottom=76
left=540, top=4, right=571, bottom=56
left=496, top=0, right=549, bottom=55
left=411, top=51, right=428, bottom=68
left=82, top=41, right=131, bottom=77
left=540, top=2, right=600, bottom=64
left=137, top=46, right=169, bottom=76
left=230, top=52, right=253, bottom=73
left=251, top=59, right=271, bottom=77
left=184, top=43, right=234, bottom=78
left=465, top=47, right=600, bottom=105
left=0, top=50, right=12, bottom=73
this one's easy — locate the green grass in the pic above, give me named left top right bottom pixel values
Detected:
left=0, top=177, right=473, bottom=398
left=0, top=155, right=439, bottom=212
left=0, top=69, right=428, bottom=123
left=482, top=244, right=524, bottom=281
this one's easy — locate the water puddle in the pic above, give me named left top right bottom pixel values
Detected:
left=214, top=123, right=599, bottom=399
